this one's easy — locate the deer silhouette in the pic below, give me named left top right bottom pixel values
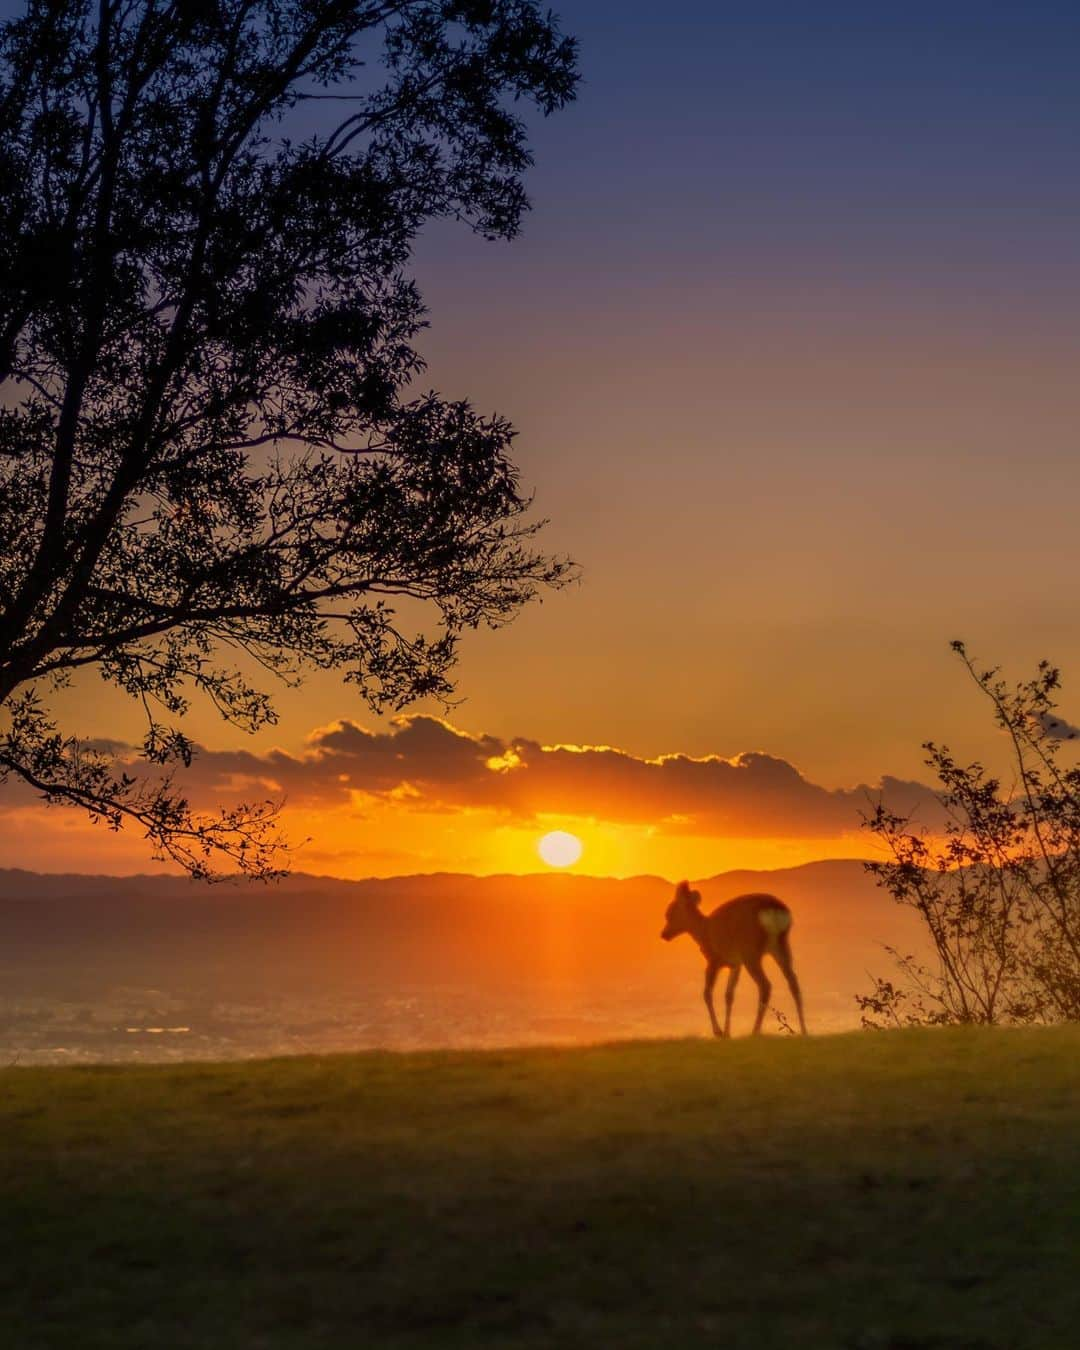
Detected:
left=661, top=881, right=807, bottom=1037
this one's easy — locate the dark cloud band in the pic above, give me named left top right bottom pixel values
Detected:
left=62, top=715, right=943, bottom=841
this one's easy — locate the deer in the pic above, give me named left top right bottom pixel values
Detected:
left=661, top=881, right=807, bottom=1037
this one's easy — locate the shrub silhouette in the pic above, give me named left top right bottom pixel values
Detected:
left=861, top=641, right=1080, bottom=1026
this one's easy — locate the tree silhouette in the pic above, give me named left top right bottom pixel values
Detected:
left=0, top=0, right=577, bottom=877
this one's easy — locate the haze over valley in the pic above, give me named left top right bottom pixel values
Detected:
left=0, top=860, right=927, bottom=1063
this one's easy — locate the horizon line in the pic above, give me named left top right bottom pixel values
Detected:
left=0, top=857, right=876, bottom=887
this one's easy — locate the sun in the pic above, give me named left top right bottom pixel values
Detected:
left=537, top=830, right=583, bottom=868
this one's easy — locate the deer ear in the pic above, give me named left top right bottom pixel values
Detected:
left=675, top=881, right=700, bottom=907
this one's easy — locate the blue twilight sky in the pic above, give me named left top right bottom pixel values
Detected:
left=379, top=1, right=1080, bottom=784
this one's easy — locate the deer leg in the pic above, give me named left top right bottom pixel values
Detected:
left=745, top=956, right=772, bottom=1035
left=703, top=960, right=722, bottom=1037
left=723, top=964, right=741, bottom=1039
left=776, top=934, right=807, bottom=1035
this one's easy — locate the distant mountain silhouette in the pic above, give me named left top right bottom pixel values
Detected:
left=0, top=855, right=883, bottom=905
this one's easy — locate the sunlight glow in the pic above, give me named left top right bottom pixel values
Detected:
left=538, top=830, right=583, bottom=868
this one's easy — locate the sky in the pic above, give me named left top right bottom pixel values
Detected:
left=6, top=1, right=1080, bottom=877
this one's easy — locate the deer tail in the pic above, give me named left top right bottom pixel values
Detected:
left=758, top=906, right=792, bottom=937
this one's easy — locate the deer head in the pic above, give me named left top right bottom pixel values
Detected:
left=660, top=880, right=702, bottom=941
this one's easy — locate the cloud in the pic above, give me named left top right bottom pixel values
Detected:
left=1036, top=711, right=1080, bottom=741
left=32, top=714, right=940, bottom=842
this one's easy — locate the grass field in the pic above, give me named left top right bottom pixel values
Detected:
left=1, top=1027, right=1078, bottom=1349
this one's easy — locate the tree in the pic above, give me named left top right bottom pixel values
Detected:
left=859, top=642, right=1080, bottom=1028
left=0, top=0, right=578, bottom=877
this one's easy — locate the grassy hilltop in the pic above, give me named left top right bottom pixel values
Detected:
left=2, top=1028, right=1079, bottom=1349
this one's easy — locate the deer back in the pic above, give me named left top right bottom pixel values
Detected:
left=703, top=892, right=791, bottom=965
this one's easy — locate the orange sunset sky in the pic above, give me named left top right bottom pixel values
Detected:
left=5, top=5, right=1080, bottom=878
